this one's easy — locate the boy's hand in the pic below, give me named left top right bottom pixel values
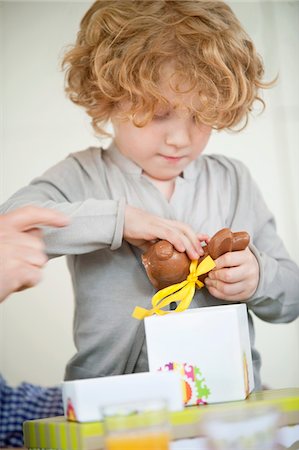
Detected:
left=0, top=206, right=69, bottom=302
left=204, top=247, right=259, bottom=301
left=124, top=205, right=208, bottom=261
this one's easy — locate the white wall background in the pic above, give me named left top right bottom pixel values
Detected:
left=0, top=1, right=298, bottom=389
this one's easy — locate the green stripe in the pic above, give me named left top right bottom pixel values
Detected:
left=257, top=397, right=299, bottom=413
left=76, top=421, right=83, bottom=449
left=59, top=421, right=68, bottom=448
left=30, top=422, right=38, bottom=448
left=68, top=421, right=78, bottom=449
left=39, top=422, right=47, bottom=447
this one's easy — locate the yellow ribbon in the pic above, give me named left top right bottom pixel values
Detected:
left=132, top=255, right=216, bottom=320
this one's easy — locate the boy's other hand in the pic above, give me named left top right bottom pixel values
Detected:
left=0, top=206, right=69, bottom=302
left=124, top=205, right=208, bottom=261
left=204, top=247, right=259, bottom=301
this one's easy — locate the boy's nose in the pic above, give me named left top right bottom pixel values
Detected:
left=165, top=122, right=191, bottom=148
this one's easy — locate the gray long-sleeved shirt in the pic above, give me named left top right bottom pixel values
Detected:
left=1, top=143, right=299, bottom=389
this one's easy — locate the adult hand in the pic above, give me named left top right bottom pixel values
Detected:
left=204, top=247, right=259, bottom=301
left=0, top=206, right=69, bottom=302
left=124, top=205, right=208, bottom=260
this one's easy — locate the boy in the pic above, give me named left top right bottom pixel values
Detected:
left=1, top=0, right=299, bottom=390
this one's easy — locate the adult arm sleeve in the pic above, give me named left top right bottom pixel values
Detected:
left=0, top=152, right=126, bottom=257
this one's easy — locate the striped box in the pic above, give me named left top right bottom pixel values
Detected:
left=23, top=416, right=103, bottom=450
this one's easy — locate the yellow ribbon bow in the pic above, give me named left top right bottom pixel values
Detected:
left=132, top=255, right=216, bottom=320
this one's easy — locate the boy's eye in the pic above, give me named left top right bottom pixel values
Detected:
left=153, top=111, right=170, bottom=120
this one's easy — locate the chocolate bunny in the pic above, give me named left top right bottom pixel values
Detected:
left=142, top=228, right=250, bottom=290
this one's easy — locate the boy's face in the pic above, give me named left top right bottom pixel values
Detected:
left=112, top=81, right=211, bottom=182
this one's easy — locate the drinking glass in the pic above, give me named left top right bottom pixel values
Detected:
left=200, top=405, right=280, bottom=449
left=101, top=398, right=171, bottom=450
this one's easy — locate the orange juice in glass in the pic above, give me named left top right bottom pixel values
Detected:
left=102, top=399, right=170, bottom=450
left=105, top=430, right=170, bottom=450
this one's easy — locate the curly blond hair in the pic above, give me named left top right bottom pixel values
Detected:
left=62, top=0, right=272, bottom=135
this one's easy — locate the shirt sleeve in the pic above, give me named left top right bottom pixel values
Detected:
left=227, top=157, right=299, bottom=323
left=0, top=150, right=126, bottom=257
left=0, top=375, right=63, bottom=447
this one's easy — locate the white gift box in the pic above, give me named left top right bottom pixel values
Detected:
left=145, top=303, right=254, bottom=406
left=62, top=371, right=184, bottom=422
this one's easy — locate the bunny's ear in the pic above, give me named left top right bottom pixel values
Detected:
left=232, top=232, right=250, bottom=251
left=208, top=228, right=233, bottom=259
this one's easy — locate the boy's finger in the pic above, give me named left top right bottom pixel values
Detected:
left=27, top=228, right=43, bottom=239
left=1, top=206, right=70, bottom=231
left=197, top=233, right=210, bottom=242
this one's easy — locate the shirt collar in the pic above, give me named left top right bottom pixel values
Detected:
left=107, top=142, right=142, bottom=175
left=107, top=140, right=200, bottom=180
